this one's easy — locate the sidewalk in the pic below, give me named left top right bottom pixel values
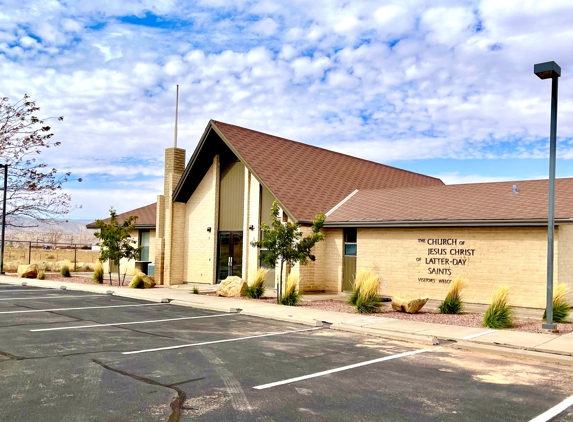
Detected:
left=2, top=275, right=572, bottom=366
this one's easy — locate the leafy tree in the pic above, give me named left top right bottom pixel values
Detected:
left=93, top=208, right=141, bottom=286
left=251, top=201, right=326, bottom=303
left=0, top=94, right=81, bottom=227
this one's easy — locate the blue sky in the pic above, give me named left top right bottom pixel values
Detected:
left=1, top=0, right=573, bottom=219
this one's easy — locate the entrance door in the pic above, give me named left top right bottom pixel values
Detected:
left=217, top=232, right=243, bottom=283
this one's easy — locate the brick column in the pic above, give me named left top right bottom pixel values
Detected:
left=161, top=147, right=186, bottom=286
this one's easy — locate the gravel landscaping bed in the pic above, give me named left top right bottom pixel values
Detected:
left=236, top=297, right=572, bottom=335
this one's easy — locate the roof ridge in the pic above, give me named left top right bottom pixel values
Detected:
left=356, top=177, right=573, bottom=193
left=211, top=120, right=443, bottom=184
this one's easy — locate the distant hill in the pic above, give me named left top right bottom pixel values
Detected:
left=4, top=217, right=97, bottom=245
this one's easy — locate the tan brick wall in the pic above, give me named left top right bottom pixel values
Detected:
left=162, top=147, right=186, bottom=286
left=244, top=172, right=261, bottom=282
left=154, top=195, right=165, bottom=284
left=298, top=228, right=343, bottom=293
left=557, top=224, right=573, bottom=304
left=356, top=227, right=554, bottom=308
left=183, top=156, right=219, bottom=284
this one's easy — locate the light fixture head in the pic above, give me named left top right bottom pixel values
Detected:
left=207, top=227, right=212, bottom=232
left=534, top=61, right=561, bottom=79
left=249, top=225, right=255, bottom=231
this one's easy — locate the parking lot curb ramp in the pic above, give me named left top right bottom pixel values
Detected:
left=331, top=323, right=440, bottom=346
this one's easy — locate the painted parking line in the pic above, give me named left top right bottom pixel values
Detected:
left=253, top=347, right=441, bottom=390
left=460, top=330, right=497, bottom=340
left=123, top=326, right=323, bottom=355
left=0, top=303, right=165, bottom=314
left=0, top=294, right=105, bottom=301
left=529, top=394, right=573, bottom=422
left=31, top=313, right=234, bottom=332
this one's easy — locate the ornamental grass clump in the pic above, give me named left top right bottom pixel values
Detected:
left=192, top=287, right=200, bottom=294
left=246, top=267, right=269, bottom=299
left=483, top=285, right=514, bottom=329
left=355, top=271, right=381, bottom=314
left=37, top=270, right=46, bottom=280
left=438, top=276, right=468, bottom=314
left=543, top=284, right=571, bottom=323
left=92, top=262, right=104, bottom=284
left=60, top=265, right=71, bottom=277
left=348, top=268, right=371, bottom=306
left=279, top=273, right=301, bottom=306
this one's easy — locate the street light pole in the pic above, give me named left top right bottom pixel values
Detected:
left=0, top=164, right=8, bottom=275
left=534, top=61, right=561, bottom=330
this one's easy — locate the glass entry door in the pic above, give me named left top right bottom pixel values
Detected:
left=217, top=231, right=243, bottom=283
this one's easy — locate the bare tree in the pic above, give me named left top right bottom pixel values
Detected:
left=45, top=229, right=64, bottom=248
left=0, top=94, right=82, bottom=227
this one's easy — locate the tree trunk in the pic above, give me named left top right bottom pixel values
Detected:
left=117, top=264, right=121, bottom=286
left=278, top=259, right=284, bottom=303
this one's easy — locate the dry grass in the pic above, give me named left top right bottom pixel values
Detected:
left=279, top=273, right=301, bottom=306
left=355, top=270, right=381, bottom=313
left=246, top=267, right=269, bottom=299
left=439, top=276, right=468, bottom=314
left=483, top=285, right=514, bottom=329
left=544, top=284, right=571, bottom=323
left=348, top=269, right=376, bottom=306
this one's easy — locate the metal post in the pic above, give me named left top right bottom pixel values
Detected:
left=28, top=242, right=31, bottom=265
left=0, top=164, right=7, bottom=274
left=543, top=75, right=559, bottom=330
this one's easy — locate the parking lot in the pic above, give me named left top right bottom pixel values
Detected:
left=0, top=282, right=572, bottom=422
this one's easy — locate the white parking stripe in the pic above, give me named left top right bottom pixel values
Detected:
left=123, top=327, right=323, bottom=355
left=0, top=303, right=164, bottom=314
left=31, top=313, right=234, bottom=331
left=529, top=395, right=573, bottom=422
left=460, top=330, right=497, bottom=340
left=0, top=294, right=104, bottom=301
left=253, top=347, right=441, bottom=390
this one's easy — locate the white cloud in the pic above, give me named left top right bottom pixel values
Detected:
left=0, top=0, right=572, bottom=218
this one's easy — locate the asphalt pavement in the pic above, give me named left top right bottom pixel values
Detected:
left=1, top=282, right=573, bottom=421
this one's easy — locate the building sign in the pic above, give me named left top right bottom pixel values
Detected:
left=416, top=238, right=474, bottom=284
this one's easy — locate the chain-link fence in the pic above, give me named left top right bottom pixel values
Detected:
left=0, top=239, right=99, bottom=271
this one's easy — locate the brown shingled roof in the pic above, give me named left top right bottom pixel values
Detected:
left=211, top=121, right=444, bottom=222
left=86, top=203, right=157, bottom=229
left=326, top=178, right=573, bottom=224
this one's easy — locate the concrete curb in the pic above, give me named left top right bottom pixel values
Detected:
left=453, top=341, right=573, bottom=366
left=331, top=323, right=441, bottom=346
left=2, top=276, right=572, bottom=366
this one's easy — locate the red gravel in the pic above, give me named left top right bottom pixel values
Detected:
left=231, top=296, right=572, bottom=336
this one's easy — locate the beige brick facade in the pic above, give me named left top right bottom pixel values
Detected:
left=557, top=224, right=573, bottom=304
left=183, top=155, right=220, bottom=284
left=355, top=227, right=559, bottom=308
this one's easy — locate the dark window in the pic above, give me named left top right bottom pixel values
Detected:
left=344, top=228, right=357, bottom=257
left=139, top=230, right=150, bottom=261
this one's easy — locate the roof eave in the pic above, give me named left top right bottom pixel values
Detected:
left=323, top=218, right=573, bottom=228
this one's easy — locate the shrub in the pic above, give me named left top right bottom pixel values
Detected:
left=46, top=254, right=55, bottom=260
left=483, top=285, right=514, bottom=329
left=355, top=271, right=381, bottom=313
left=43, top=262, right=52, bottom=271
left=543, top=284, right=571, bottom=323
left=60, top=265, right=71, bottom=277
left=279, top=273, right=301, bottom=306
left=82, top=263, right=94, bottom=271
left=192, top=287, right=200, bottom=294
left=439, top=276, right=468, bottom=314
left=347, top=268, right=371, bottom=306
left=93, top=262, right=104, bottom=284
left=246, top=268, right=269, bottom=299
left=37, top=270, right=46, bottom=280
